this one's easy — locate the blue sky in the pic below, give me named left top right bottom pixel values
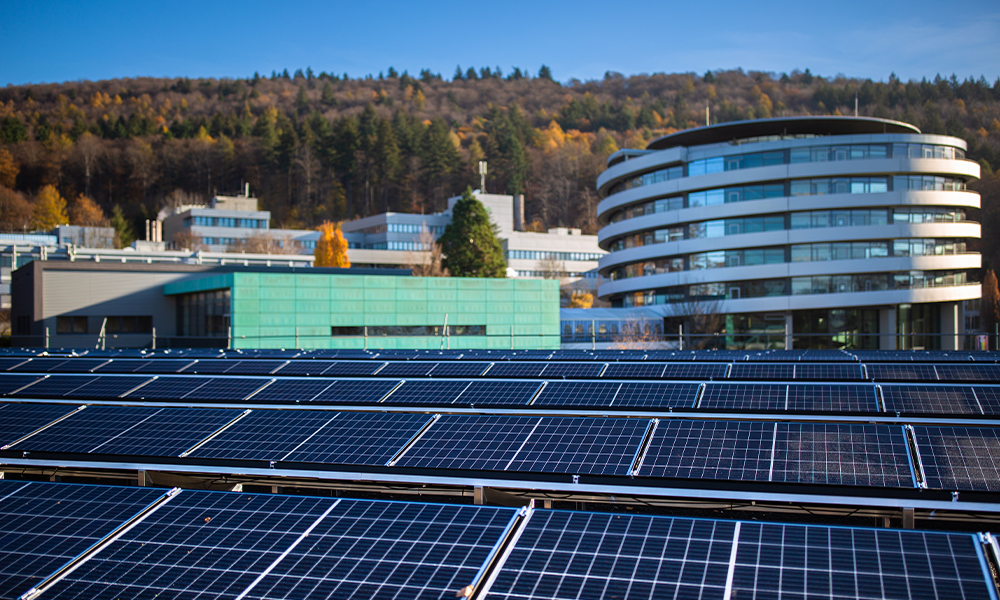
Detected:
left=2, top=0, right=998, bottom=86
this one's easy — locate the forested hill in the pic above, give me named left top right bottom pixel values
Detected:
left=1, top=66, right=999, bottom=238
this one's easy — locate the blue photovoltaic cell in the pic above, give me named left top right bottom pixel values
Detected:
left=786, top=384, right=878, bottom=412
left=132, top=360, right=195, bottom=374
left=381, top=380, right=470, bottom=404
left=0, top=374, right=44, bottom=395
left=540, top=363, right=604, bottom=379
left=531, top=382, right=621, bottom=407
left=867, top=364, right=940, bottom=381
left=612, top=382, right=699, bottom=408
left=700, top=384, right=786, bottom=411
left=637, top=420, right=773, bottom=481
left=913, top=426, right=1000, bottom=492
left=93, top=359, right=148, bottom=373
left=242, top=499, right=517, bottom=600
left=881, top=385, right=982, bottom=415
left=42, top=490, right=334, bottom=600
left=972, top=387, right=1000, bottom=415
left=0, top=403, right=79, bottom=446
left=178, top=359, right=232, bottom=374
left=455, top=380, right=542, bottom=406
left=180, top=377, right=268, bottom=401
left=9, top=358, right=70, bottom=373
left=0, top=357, right=27, bottom=372
left=484, top=363, right=548, bottom=378
left=246, top=378, right=335, bottom=403
left=281, top=412, right=433, bottom=465
left=222, top=360, right=287, bottom=375
left=729, top=363, right=795, bottom=380
left=324, top=361, right=387, bottom=376
left=45, top=359, right=110, bottom=373
left=272, top=360, right=338, bottom=376
left=936, top=364, right=1000, bottom=382
left=190, top=410, right=339, bottom=461
left=793, top=363, right=863, bottom=380
left=8, top=405, right=237, bottom=456
left=310, top=379, right=400, bottom=403
left=505, top=417, right=651, bottom=476
left=600, top=363, right=664, bottom=379
left=428, top=362, right=489, bottom=377
left=732, top=522, right=994, bottom=600
left=375, top=362, right=439, bottom=377
left=0, top=481, right=166, bottom=600
left=486, top=510, right=736, bottom=600
left=396, top=415, right=538, bottom=471
left=63, top=375, right=152, bottom=399
left=10, top=375, right=96, bottom=398
left=772, top=423, right=914, bottom=488
left=121, top=376, right=208, bottom=400
left=660, top=363, right=729, bottom=380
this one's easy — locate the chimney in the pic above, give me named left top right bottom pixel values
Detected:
left=513, top=194, right=525, bottom=231
left=245, top=182, right=250, bottom=197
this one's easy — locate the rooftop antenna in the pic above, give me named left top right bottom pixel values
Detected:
left=478, top=160, right=487, bottom=193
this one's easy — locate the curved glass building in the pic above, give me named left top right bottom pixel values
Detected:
left=595, top=117, right=981, bottom=349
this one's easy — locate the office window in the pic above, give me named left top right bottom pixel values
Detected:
left=56, top=316, right=88, bottom=334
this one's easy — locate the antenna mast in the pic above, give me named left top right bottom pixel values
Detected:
left=478, top=160, right=487, bottom=193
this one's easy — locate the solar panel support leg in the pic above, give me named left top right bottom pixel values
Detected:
left=271, top=486, right=280, bottom=494
left=902, top=507, right=915, bottom=529
left=543, top=499, right=551, bottom=509
left=474, top=486, right=484, bottom=505
left=138, top=470, right=147, bottom=486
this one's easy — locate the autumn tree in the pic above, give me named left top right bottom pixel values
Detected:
left=983, top=270, right=1000, bottom=348
left=70, top=194, right=109, bottom=226
left=0, top=186, right=32, bottom=231
left=438, top=187, right=506, bottom=277
left=0, top=148, right=19, bottom=188
left=569, top=290, right=594, bottom=308
left=314, top=221, right=350, bottom=267
left=31, top=185, right=68, bottom=231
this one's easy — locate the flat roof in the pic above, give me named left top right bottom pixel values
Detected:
left=646, top=116, right=921, bottom=151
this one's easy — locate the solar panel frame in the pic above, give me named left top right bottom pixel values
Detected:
left=636, top=420, right=773, bottom=481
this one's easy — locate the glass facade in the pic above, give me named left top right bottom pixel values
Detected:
left=177, top=289, right=231, bottom=338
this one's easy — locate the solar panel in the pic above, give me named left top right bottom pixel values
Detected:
left=913, top=426, right=1000, bottom=491
left=0, top=357, right=27, bottom=372
left=246, top=378, right=335, bottom=403
left=223, top=359, right=287, bottom=375
left=381, top=380, right=470, bottom=404
left=178, top=359, right=232, bottom=374
left=866, top=364, right=940, bottom=381
left=427, top=361, right=489, bottom=377
left=455, top=380, right=542, bottom=406
left=485, top=510, right=736, bottom=600
left=230, top=499, right=518, bottom=600
left=9, top=358, right=70, bottom=373
left=612, top=382, right=700, bottom=408
left=281, top=412, right=433, bottom=465
left=121, top=376, right=208, bottom=400
left=540, top=362, right=605, bottom=379
left=10, top=374, right=99, bottom=398
left=786, top=384, right=878, bottom=412
left=0, top=403, right=79, bottom=446
left=531, top=381, right=621, bottom=407
left=936, top=364, right=1000, bottom=382
left=772, top=423, right=914, bottom=487
left=190, top=409, right=339, bottom=461
left=0, top=481, right=166, bottom=599
left=972, top=387, right=1000, bottom=415
left=396, top=415, right=538, bottom=470
left=881, top=385, right=982, bottom=415
left=600, top=363, right=664, bottom=379
left=309, top=379, right=400, bottom=403
left=131, top=359, right=195, bottom=374
left=636, top=420, right=773, bottom=481
left=6, top=405, right=237, bottom=456
left=42, top=490, right=335, bottom=599
left=729, top=363, right=795, bottom=380
left=63, top=375, right=152, bottom=399
left=700, top=383, right=786, bottom=410
left=93, top=359, right=148, bottom=373
left=660, top=362, right=729, bottom=379
left=503, top=417, right=650, bottom=476
left=272, top=360, right=338, bottom=376
left=375, top=361, right=439, bottom=377
left=484, top=362, right=548, bottom=378
left=732, top=522, right=994, bottom=600
left=793, top=363, right=863, bottom=380
left=181, top=377, right=268, bottom=401
left=0, top=374, right=44, bottom=395
left=324, top=361, right=387, bottom=376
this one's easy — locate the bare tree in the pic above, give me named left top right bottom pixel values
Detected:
left=407, top=224, right=449, bottom=277
left=228, top=232, right=299, bottom=254
left=538, top=255, right=565, bottom=279
left=610, top=317, right=663, bottom=350
left=172, top=230, right=207, bottom=251
left=75, top=133, right=103, bottom=197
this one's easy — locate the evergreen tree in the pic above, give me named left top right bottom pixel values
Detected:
left=437, top=187, right=506, bottom=278
left=110, top=205, right=135, bottom=248
left=537, top=65, right=553, bottom=81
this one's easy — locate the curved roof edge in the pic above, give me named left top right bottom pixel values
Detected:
left=646, top=116, right=921, bottom=151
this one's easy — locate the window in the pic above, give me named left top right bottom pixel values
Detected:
left=56, top=316, right=88, bottom=334
left=331, top=325, right=485, bottom=337
left=105, top=316, right=153, bottom=334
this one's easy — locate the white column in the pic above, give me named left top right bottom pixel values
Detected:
left=879, top=307, right=896, bottom=350
left=940, top=302, right=959, bottom=351
left=784, top=312, right=793, bottom=350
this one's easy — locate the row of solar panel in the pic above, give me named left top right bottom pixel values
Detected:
left=8, top=355, right=1000, bottom=382
left=1, top=481, right=994, bottom=600
left=3, top=402, right=999, bottom=492
left=6, top=374, right=1000, bottom=416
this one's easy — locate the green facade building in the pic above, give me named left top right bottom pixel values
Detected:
left=163, top=271, right=560, bottom=350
